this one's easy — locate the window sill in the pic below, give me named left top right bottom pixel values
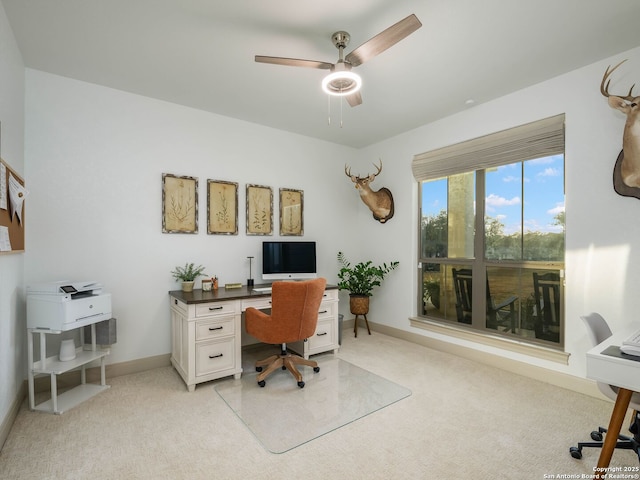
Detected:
left=409, top=317, right=570, bottom=365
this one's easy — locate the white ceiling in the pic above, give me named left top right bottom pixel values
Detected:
left=4, top=0, right=640, bottom=148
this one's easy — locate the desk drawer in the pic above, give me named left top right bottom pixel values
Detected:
left=242, top=297, right=272, bottom=311
left=309, top=317, right=335, bottom=351
left=170, top=297, right=187, bottom=315
left=195, top=337, right=235, bottom=376
left=195, top=316, right=235, bottom=341
left=322, top=289, right=338, bottom=302
left=317, top=301, right=336, bottom=320
left=195, top=301, right=235, bottom=318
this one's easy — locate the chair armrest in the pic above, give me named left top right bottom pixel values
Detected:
left=246, top=307, right=269, bottom=320
left=494, top=295, right=518, bottom=311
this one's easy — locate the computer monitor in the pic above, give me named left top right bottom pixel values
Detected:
left=262, top=241, right=317, bottom=281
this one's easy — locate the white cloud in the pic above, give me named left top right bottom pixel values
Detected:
left=486, top=194, right=521, bottom=207
left=547, top=203, right=565, bottom=215
left=529, top=154, right=562, bottom=165
left=538, top=167, right=560, bottom=178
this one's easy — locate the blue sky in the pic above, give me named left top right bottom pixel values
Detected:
left=422, top=154, right=565, bottom=235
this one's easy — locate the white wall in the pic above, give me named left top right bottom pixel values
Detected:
left=357, top=45, right=640, bottom=379
left=23, top=70, right=360, bottom=363
left=0, top=1, right=25, bottom=426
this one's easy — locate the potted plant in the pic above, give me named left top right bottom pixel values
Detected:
left=171, top=262, right=207, bottom=292
left=337, top=252, right=399, bottom=316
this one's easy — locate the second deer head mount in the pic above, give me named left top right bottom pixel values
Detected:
left=601, top=59, right=640, bottom=199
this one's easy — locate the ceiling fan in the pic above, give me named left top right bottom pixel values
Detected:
left=255, top=14, right=422, bottom=107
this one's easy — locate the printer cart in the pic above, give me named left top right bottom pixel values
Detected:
left=27, top=322, right=109, bottom=414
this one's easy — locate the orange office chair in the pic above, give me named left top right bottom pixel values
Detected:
left=245, top=278, right=327, bottom=388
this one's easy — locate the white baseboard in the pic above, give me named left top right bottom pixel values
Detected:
left=28, top=353, right=172, bottom=394
left=0, top=381, right=26, bottom=452
left=343, top=317, right=606, bottom=401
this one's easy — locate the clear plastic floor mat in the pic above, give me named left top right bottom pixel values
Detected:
left=214, top=351, right=411, bottom=453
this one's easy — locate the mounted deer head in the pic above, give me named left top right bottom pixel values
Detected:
left=345, top=159, right=394, bottom=223
left=601, top=59, right=640, bottom=195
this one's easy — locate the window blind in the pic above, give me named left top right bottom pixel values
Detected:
left=411, top=114, right=565, bottom=182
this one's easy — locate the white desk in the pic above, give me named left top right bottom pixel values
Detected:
left=586, top=324, right=640, bottom=478
left=168, top=285, right=339, bottom=392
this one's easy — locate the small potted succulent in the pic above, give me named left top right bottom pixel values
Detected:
left=171, top=262, right=207, bottom=292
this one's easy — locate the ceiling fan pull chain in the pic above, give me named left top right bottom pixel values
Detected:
left=327, top=95, right=331, bottom=126
left=340, top=96, right=344, bottom=128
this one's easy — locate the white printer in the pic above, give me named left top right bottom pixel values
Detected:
left=27, top=281, right=112, bottom=331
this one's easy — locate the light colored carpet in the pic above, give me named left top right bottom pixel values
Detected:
left=215, top=354, right=411, bottom=453
left=0, top=329, right=638, bottom=479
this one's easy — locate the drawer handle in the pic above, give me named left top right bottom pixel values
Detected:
left=318, top=310, right=328, bottom=314
left=317, top=332, right=328, bottom=336
left=209, top=326, right=223, bottom=331
left=209, top=353, right=223, bottom=359
left=174, top=299, right=178, bottom=305
left=208, top=306, right=224, bottom=311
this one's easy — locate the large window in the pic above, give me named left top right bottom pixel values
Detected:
left=414, top=115, right=565, bottom=348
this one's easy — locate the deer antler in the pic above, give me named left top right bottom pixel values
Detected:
left=345, top=164, right=353, bottom=178
left=372, top=159, right=383, bottom=177
left=601, top=59, right=637, bottom=100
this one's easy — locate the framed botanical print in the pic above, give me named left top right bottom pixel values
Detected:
left=162, top=173, right=198, bottom=234
left=207, top=179, right=238, bottom=235
left=279, top=188, right=303, bottom=236
left=246, top=184, right=273, bottom=235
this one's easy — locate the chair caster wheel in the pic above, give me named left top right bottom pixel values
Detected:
left=591, top=431, right=603, bottom=441
left=569, top=446, right=582, bottom=459
left=256, top=366, right=263, bottom=372
left=297, top=381, right=305, bottom=388
left=258, top=380, right=266, bottom=387
left=313, top=366, right=320, bottom=373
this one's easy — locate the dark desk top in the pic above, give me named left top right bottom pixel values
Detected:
left=169, top=283, right=337, bottom=305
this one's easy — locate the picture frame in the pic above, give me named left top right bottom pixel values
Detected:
left=207, top=179, right=238, bottom=235
left=279, top=188, right=303, bottom=236
left=162, top=173, right=198, bottom=234
left=246, top=184, right=273, bottom=235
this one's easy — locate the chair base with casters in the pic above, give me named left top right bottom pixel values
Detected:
left=570, top=411, right=640, bottom=461
left=255, top=343, right=320, bottom=388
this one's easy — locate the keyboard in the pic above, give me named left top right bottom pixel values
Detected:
left=252, top=287, right=272, bottom=293
left=621, top=328, right=640, bottom=356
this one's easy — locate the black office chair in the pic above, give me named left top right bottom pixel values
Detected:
left=569, top=312, right=640, bottom=461
left=451, top=268, right=517, bottom=332
left=532, top=272, right=561, bottom=342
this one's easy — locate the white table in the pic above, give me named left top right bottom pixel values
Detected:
left=27, top=322, right=109, bottom=414
left=586, top=324, right=640, bottom=478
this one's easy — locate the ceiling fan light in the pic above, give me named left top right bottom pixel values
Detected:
left=322, top=71, right=362, bottom=96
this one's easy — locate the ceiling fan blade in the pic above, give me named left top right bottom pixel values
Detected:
left=346, top=91, right=363, bottom=107
left=345, top=14, right=422, bottom=67
left=255, top=55, right=333, bottom=70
